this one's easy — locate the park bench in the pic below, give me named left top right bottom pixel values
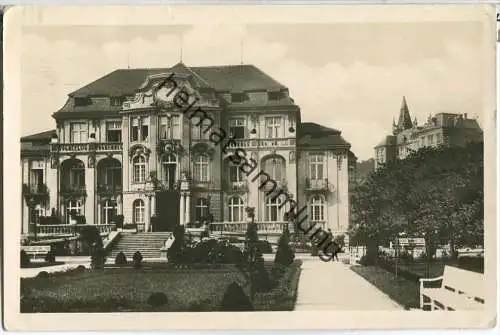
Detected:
left=420, top=265, right=484, bottom=311
left=21, top=245, right=51, bottom=260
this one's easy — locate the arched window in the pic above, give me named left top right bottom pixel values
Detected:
left=133, top=155, right=146, bottom=182
left=309, top=196, right=325, bottom=222
left=265, top=196, right=283, bottom=222
left=162, top=154, right=177, bottom=188
left=263, top=156, right=285, bottom=181
left=309, top=153, right=325, bottom=180
left=102, top=200, right=117, bottom=225
left=195, top=198, right=209, bottom=221
left=66, top=200, right=82, bottom=224
left=193, top=155, right=210, bottom=182
left=228, top=196, right=244, bottom=222
left=133, top=199, right=145, bottom=224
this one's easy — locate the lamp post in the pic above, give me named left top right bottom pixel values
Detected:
left=144, top=179, right=155, bottom=232
left=26, top=196, right=37, bottom=241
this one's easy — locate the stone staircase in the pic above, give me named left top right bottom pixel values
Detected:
left=108, top=232, right=172, bottom=260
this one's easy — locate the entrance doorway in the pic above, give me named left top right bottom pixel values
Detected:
left=155, top=190, right=180, bottom=232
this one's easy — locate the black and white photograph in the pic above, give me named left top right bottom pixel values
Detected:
left=3, top=4, right=497, bottom=331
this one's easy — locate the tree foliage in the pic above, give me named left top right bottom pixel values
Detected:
left=350, top=142, right=483, bottom=259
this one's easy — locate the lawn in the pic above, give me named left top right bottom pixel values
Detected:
left=350, top=265, right=420, bottom=310
left=21, top=261, right=302, bottom=312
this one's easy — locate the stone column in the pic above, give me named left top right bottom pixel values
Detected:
left=185, top=193, right=191, bottom=224
left=85, top=163, right=95, bottom=225
left=145, top=196, right=152, bottom=232
left=97, top=201, right=101, bottom=225
left=179, top=192, right=185, bottom=226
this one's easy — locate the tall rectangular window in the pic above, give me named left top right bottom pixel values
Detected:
left=159, top=115, right=181, bottom=139
left=70, top=122, right=88, bottom=143
left=229, top=118, right=245, bottom=139
left=265, top=117, right=282, bottom=138
left=141, top=117, right=149, bottom=141
left=309, top=154, right=325, bottom=180
left=106, top=121, right=122, bottom=142
left=192, top=116, right=211, bottom=140
left=130, top=118, right=139, bottom=142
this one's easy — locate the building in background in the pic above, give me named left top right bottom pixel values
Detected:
left=374, top=96, right=483, bottom=170
left=20, top=63, right=355, bottom=242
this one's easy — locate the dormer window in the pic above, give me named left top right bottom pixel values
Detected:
left=231, top=93, right=245, bottom=103
left=268, top=91, right=282, bottom=101
left=110, top=97, right=123, bottom=107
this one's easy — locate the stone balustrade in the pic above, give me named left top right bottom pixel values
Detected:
left=226, top=138, right=295, bottom=149
left=209, top=221, right=291, bottom=233
left=36, top=224, right=116, bottom=237
left=51, top=142, right=123, bottom=153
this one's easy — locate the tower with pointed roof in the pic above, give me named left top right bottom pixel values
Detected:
left=392, top=96, right=413, bottom=135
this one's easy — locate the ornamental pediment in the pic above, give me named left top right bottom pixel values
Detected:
left=123, top=73, right=217, bottom=111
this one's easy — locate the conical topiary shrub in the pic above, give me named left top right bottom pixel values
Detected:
left=219, top=282, right=253, bottom=311
left=115, top=251, right=127, bottom=265
left=274, top=228, right=295, bottom=267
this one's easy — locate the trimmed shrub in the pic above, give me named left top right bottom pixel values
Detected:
left=91, top=247, right=106, bottom=269
left=133, top=251, right=143, bottom=269
left=167, top=225, right=185, bottom=263
left=79, top=225, right=104, bottom=249
left=21, top=250, right=31, bottom=268
left=147, top=292, right=168, bottom=308
left=219, top=282, right=253, bottom=311
left=115, top=252, right=127, bottom=265
left=44, top=250, right=56, bottom=264
left=37, top=271, right=50, bottom=279
left=274, top=229, right=295, bottom=267
left=75, top=265, right=86, bottom=273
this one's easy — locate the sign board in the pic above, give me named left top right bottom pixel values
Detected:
left=21, top=245, right=51, bottom=253
left=397, top=238, right=425, bottom=246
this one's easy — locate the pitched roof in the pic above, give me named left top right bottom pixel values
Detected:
left=70, top=63, right=287, bottom=98
left=298, top=122, right=350, bottom=148
left=21, top=129, right=56, bottom=142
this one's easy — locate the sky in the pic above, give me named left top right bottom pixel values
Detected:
left=21, top=22, right=487, bottom=160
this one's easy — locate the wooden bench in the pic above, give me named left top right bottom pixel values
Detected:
left=21, top=245, right=51, bottom=260
left=420, top=265, right=484, bottom=311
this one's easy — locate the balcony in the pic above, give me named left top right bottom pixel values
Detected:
left=304, top=178, right=331, bottom=193
left=259, top=178, right=287, bottom=193
left=226, top=138, right=295, bottom=149
left=224, top=180, right=249, bottom=193
left=60, top=184, right=87, bottom=196
left=23, top=183, right=49, bottom=195
left=96, top=184, right=123, bottom=195
left=51, top=142, right=123, bottom=154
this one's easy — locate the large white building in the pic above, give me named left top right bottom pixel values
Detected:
left=21, top=63, right=355, bottom=242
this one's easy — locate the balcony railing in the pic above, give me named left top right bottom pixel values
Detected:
left=51, top=142, right=123, bottom=153
left=96, top=184, right=123, bottom=194
left=259, top=178, right=287, bottom=193
left=35, top=224, right=116, bottom=237
left=209, top=221, right=291, bottom=233
left=23, top=183, right=49, bottom=195
left=304, top=178, right=331, bottom=192
left=60, top=184, right=86, bottom=195
left=226, top=138, right=295, bottom=149
left=224, top=180, right=249, bottom=192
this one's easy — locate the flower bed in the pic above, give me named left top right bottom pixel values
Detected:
left=20, top=260, right=303, bottom=312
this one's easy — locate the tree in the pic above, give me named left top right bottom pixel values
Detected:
left=350, top=142, right=483, bottom=261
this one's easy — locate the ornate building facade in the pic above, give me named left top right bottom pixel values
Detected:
left=374, top=97, right=483, bottom=170
left=21, top=63, right=355, bottom=239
